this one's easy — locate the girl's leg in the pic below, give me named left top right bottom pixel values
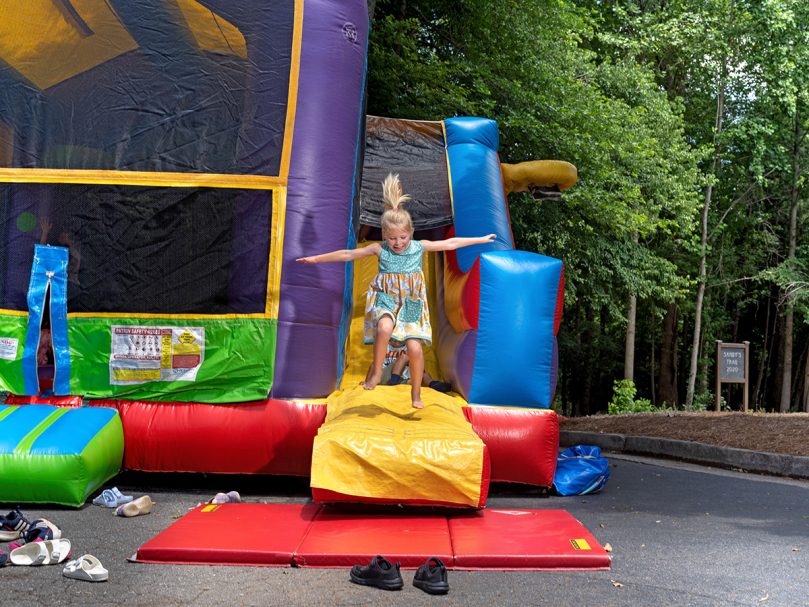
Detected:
left=362, top=316, right=393, bottom=389
left=406, top=339, right=424, bottom=408
left=387, top=350, right=408, bottom=385
left=391, top=350, right=408, bottom=375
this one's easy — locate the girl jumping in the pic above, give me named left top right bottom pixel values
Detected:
left=297, top=174, right=495, bottom=409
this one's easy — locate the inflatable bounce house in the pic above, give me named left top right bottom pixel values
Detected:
left=0, top=0, right=576, bottom=509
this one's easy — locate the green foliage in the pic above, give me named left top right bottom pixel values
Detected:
left=687, top=392, right=713, bottom=412
left=367, top=0, right=809, bottom=414
left=607, top=380, right=657, bottom=414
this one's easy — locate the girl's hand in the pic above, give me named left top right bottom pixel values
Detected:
left=483, top=234, right=496, bottom=242
left=296, top=257, right=316, bottom=264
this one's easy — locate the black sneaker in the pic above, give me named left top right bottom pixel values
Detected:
left=413, top=557, right=449, bottom=595
left=349, top=555, right=404, bottom=590
left=0, top=508, right=30, bottom=542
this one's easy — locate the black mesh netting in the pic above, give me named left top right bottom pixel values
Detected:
left=360, top=116, right=453, bottom=230
left=0, top=1, right=293, bottom=176
left=0, top=183, right=271, bottom=315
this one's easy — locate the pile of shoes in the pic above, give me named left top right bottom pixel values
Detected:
left=349, top=555, right=449, bottom=595
left=0, top=508, right=109, bottom=582
left=0, top=507, right=108, bottom=582
left=1, top=508, right=70, bottom=567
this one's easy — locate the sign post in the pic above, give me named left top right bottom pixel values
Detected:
left=715, top=341, right=750, bottom=412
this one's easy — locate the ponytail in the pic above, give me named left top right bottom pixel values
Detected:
left=382, top=173, right=411, bottom=210
left=380, top=173, right=414, bottom=234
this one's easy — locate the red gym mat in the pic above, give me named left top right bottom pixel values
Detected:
left=133, top=504, right=610, bottom=570
left=450, top=509, right=609, bottom=570
left=135, top=503, right=320, bottom=566
left=295, top=509, right=453, bottom=568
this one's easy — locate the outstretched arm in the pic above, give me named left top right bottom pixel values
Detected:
left=421, top=234, right=496, bottom=253
left=296, top=242, right=381, bottom=264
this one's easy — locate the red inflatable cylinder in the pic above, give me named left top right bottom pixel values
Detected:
left=463, top=406, right=559, bottom=487
left=112, top=399, right=326, bottom=476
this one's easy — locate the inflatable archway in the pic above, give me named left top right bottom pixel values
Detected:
left=0, top=0, right=575, bottom=507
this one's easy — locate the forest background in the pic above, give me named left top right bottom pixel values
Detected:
left=366, top=0, right=809, bottom=416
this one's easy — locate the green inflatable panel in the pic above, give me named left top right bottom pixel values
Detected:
left=0, top=404, right=123, bottom=506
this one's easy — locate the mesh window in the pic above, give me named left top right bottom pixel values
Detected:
left=0, top=183, right=271, bottom=315
left=0, top=1, right=293, bottom=176
left=360, top=116, right=453, bottom=230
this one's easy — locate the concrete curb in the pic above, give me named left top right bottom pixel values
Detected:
left=560, top=430, right=809, bottom=480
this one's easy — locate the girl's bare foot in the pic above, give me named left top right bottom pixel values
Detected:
left=412, top=399, right=424, bottom=409
left=361, top=369, right=382, bottom=390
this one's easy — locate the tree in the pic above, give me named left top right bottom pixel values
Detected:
left=369, top=0, right=702, bottom=413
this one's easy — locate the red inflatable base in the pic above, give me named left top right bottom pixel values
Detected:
left=134, top=504, right=610, bottom=570
left=5, top=398, right=559, bottom=488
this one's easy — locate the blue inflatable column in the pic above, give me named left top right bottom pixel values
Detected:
left=443, top=117, right=563, bottom=408
left=22, top=245, right=71, bottom=395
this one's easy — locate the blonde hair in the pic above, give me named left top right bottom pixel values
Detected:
left=380, top=173, right=413, bottom=234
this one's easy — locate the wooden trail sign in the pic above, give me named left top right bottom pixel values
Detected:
left=715, top=341, right=749, bottom=412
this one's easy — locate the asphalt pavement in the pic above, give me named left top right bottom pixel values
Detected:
left=2, top=456, right=808, bottom=607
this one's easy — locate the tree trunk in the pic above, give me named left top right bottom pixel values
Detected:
left=779, top=108, right=801, bottom=412
left=699, top=324, right=709, bottom=396
left=803, top=342, right=809, bottom=412
left=686, top=3, right=732, bottom=408
left=624, top=233, right=639, bottom=381
left=791, top=341, right=807, bottom=409
left=650, top=307, right=656, bottom=405
left=773, top=313, right=785, bottom=409
left=753, top=292, right=773, bottom=410
left=686, top=100, right=723, bottom=407
left=659, top=303, right=679, bottom=407
left=624, top=293, right=637, bottom=381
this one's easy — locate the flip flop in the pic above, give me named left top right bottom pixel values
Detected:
left=115, top=495, right=154, bottom=517
left=63, top=554, right=108, bottom=582
left=93, top=487, right=133, bottom=508
left=110, top=487, right=133, bottom=505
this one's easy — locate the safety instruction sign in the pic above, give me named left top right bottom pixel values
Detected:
left=110, top=326, right=204, bottom=385
left=0, top=337, right=18, bottom=361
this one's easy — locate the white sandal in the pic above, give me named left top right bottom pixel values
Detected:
left=10, top=541, right=46, bottom=566
left=63, top=554, right=108, bottom=582
left=42, top=539, right=71, bottom=564
left=11, top=539, right=72, bottom=566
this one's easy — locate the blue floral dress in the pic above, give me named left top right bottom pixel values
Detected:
left=364, top=240, right=432, bottom=346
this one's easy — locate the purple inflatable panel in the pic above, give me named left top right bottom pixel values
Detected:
left=435, top=255, right=477, bottom=400
left=273, top=0, right=368, bottom=398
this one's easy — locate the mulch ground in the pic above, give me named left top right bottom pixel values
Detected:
left=559, top=412, right=809, bottom=457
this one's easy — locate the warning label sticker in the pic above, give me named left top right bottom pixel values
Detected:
left=110, top=326, right=204, bottom=385
left=0, top=337, right=18, bottom=361
left=570, top=539, right=592, bottom=551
